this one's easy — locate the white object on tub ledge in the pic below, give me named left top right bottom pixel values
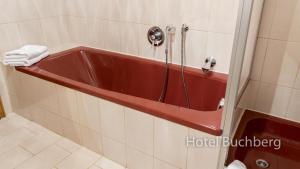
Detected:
left=2, top=45, right=49, bottom=67
left=3, top=51, right=49, bottom=67
left=4, top=45, right=48, bottom=60
left=225, top=160, right=247, bottom=169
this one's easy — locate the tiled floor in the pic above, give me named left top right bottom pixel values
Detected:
left=0, top=113, right=126, bottom=169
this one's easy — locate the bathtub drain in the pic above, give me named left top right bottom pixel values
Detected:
left=256, top=159, right=269, bottom=168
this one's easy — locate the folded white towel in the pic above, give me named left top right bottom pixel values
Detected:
left=3, top=51, right=49, bottom=67
left=4, top=45, right=48, bottom=60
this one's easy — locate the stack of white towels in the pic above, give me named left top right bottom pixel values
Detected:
left=2, top=45, right=49, bottom=67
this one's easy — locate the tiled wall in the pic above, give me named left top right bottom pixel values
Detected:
left=0, top=0, right=70, bottom=114
left=11, top=72, right=222, bottom=169
left=0, top=0, right=240, bottom=115
left=240, top=0, right=300, bottom=123
left=63, top=0, right=240, bottom=73
left=238, top=0, right=264, bottom=93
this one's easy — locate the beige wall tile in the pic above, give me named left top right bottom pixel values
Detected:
left=287, top=89, right=300, bottom=122
left=238, top=80, right=260, bottom=110
left=209, top=0, right=239, bottom=34
left=30, top=107, right=49, bottom=128
left=61, top=118, right=82, bottom=145
left=294, top=70, right=300, bottom=89
left=158, top=0, right=183, bottom=27
left=126, top=147, right=154, bottom=169
left=0, top=0, right=21, bottom=23
left=182, top=0, right=211, bottom=31
left=36, top=80, right=60, bottom=114
left=101, top=0, right=125, bottom=21
left=185, top=30, right=208, bottom=69
left=206, top=33, right=234, bottom=73
left=120, top=22, right=140, bottom=56
left=65, top=17, right=88, bottom=44
left=40, top=18, right=63, bottom=48
left=270, top=0, right=300, bottom=41
left=57, top=87, right=80, bottom=123
left=258, top=0, right=278, bottom=38
left=32, top=0, right=64, bottom=17
left=154, top=118, right=188, bottom=169
left=17, top=0, right=39, bottom=21
left=80, top=126, right=102, bottom=154
left=18, top=20, right=45, bottom=45
left=250, top=38, right=268, bottom=80
left=288, top=2, right=300, bottom=42
left=125, top=108, right=154, bottom=155
left=0, top=23, right=22, bottom=54
left=102, top=137, right=126, bottom=166
left=187, top=129, right=220, bottom=169
left=77, top=92, right=101, bottom=132
left=63, top=0, right=89, bottom=17
left=255, top=83, right=292, bottom=117
left=86, top=19, right=104, bottom=48
left=100, top=99, right=125, bottom=142
left=124, top=0, right=158, bottom=25
left=45, top=111, right=64, bottom=135
left=102, top=21, right=122, bottom=52
left=261, top=40, right=299, bottom=87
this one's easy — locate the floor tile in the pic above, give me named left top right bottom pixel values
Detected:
left=56, top=148, right=101, bottom=169
left=89, top=165, right=103, bottom=169
left=20, top=130, right=61, bottom=154
left=0, top=146, right=33, bottom=169
left=56, top=138, right=81, bottom=153
left=0, top=128, right=35, bottom=154
left=95, top=157, right=126, bottom=169
left=16, top=145, right=70, bottom=169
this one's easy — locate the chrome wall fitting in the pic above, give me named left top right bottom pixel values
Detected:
left=147, top=26, right=165, bottom=47
left=202, top=57, right=217, bottom=73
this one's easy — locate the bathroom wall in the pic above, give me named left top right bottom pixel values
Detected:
left=240, top=0, right=300, bottom=123
left=0, top=0, right=71, bottom=115
left=238, top=0, right=264, bottom=94
left=63, top=0, right=240, bottom=74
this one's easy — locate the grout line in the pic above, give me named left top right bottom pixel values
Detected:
left=17, top=145, right=34, bottom=156
left=123, top=106, right=128, bottom=168
left=0, top=15, right=63, bottom=26
left=63, top=15, right=235, bottom=35
left=256, top=38, right=269, bottom=82
left=258, top=36, right=300, bottom=43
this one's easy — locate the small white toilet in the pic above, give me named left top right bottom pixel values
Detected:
left=225, top=160, right=247, bottom=169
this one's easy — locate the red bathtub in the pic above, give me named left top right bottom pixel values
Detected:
left=226, top=110, right=300, bottom=168
left=16, top=47, right=227, bottom=136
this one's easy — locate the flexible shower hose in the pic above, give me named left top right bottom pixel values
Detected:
left=159, top=28, right=170, bottom=102
left=181, top=25, right=191, bottom=108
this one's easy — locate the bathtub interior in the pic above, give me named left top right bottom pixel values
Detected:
left=37, top=47, right=227, bottom=112
left=226, top=110, right=300, bottom=169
